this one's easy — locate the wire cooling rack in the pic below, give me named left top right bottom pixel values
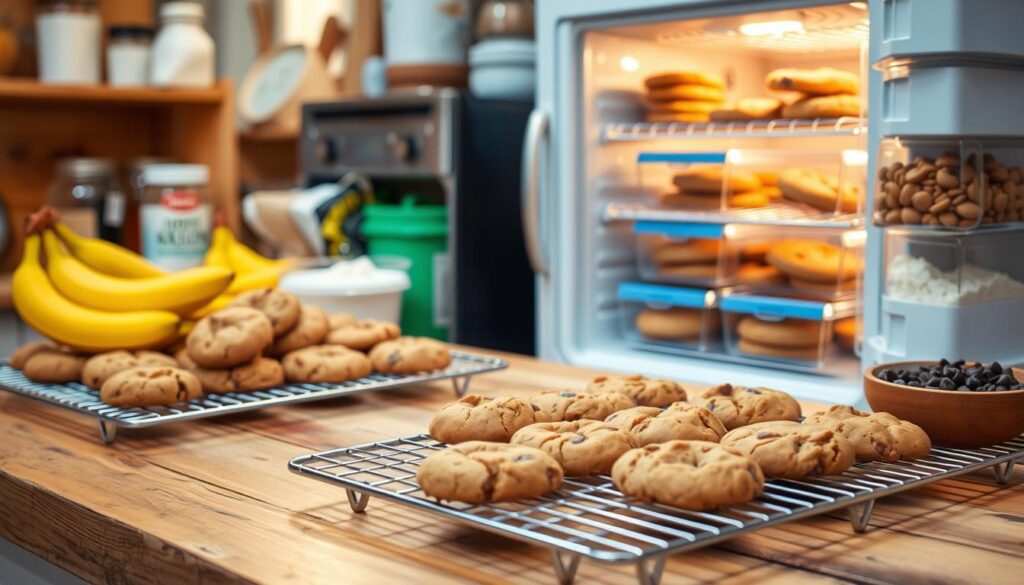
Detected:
left=290, top=433, right=1024, bottom=585
left=0, top=352, right=506, bottom=445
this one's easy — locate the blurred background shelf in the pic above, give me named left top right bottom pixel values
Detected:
left=604, top=201, right=863, bottom=229
left=0, top=78, right=227, bottom=105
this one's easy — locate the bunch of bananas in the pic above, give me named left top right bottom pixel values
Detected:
left=13, top=218, right=290, bottom=353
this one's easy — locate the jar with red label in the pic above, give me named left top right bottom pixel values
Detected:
left=139, top=164, right=212, bottom=270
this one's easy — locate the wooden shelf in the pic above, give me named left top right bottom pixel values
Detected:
left=0, top=78, right=228, bottom=106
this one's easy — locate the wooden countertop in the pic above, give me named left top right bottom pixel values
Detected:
left=1, top=348, right=1022, bottom=585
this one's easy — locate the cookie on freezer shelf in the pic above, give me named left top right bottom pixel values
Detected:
left=720, top=421, right=855, bottom=479
left=833, top=318, right=857, bottom=352
left=529, top=389, right=635, bottom=422
left=368, top=337, right=451, bottom=374
left=698, top=383, right=801, bottom=430
left=766, top=238, right=860, bottom=283
left=612, top=440, right=764, bottom=511
left=782, top=94, right=860, bottom=119
left=100, top=366, right=202, bottom=407
left=510, top=420, right=638, bottom=476
left=186, top=307, right=274, bottom=369
left=765, top=67, right=859, bottom=96
left=604, top=403, right=726, bottom=445
left=709, top=97, right=783, bottom=121
left=647, top=100, right=721, bottom=114
left=635, top=308, right=716, bottom=341
left=737, top=338, right=821, bottom=361
left=229, top=288, right=301, bottom=336
left=176, top=349, right=284, bottom=394
left=672, top=165, right=762, bottom=195
left=281, top=345, right=371, bottom=384
left=805, top=405, right=931, bottom=460
left=777, top=167, right=861, bottom=213
left=647, top=84, right=725, bottom=103
left=268, top=304, right=329, bottom=357
left=587, top=374, right=687, bottom=407
left=429, top=394, right=546, bottom=444
left=644, top=71, right=725, bottom=90
left=651, top=239, right=720, bottom=266
left=417, top=441, right=564, bottom=504
left=737, top=316, right=820, bottom=349
left=81, top=350, right=179, bottom=388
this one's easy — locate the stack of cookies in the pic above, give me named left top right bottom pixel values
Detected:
left=9, top=287, right=453, bottom=408
left=777, top=167, right=862, bottom=213
left=734, top=316, right=824, bottom=362
left=649, top=237, right=721, bottom=282
left=661, top=165, right=771, bottom=210
left=643, top=71, right=725, bottom=124
left=766, top=239, right=860, bottom=296
left=765, top=67, right=860, bottom=119
left=418, top=376, right=932, bottom=511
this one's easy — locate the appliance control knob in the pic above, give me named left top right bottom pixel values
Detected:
left=387, top=133, right=418, bottom=163
left=314, top=136, right=337, bottom=164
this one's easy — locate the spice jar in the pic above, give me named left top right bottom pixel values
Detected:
left=107, top=25, right=153, bottom=87
left=46, top=158, right=124, bottom=243
left=151, top=2, right=214, bottom=88
left=36, top=0, right=101, bottom=84
left=140, top=164, right=212, bottom=270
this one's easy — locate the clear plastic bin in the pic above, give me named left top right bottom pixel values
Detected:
left=721, top=224, right=865, bottom=300
left=873, top=138, right=1024, bottom=229
left=617, top=282, right=721, bottom=352
left=720, top=291, right=858, bottom=370
left=871, top=227, right=1024, bottom=364
left=634, top=222, right=726, bottom=288
left=878, top=0, right=1024, bottom=63
left=637, top=148, right=867, bottom=217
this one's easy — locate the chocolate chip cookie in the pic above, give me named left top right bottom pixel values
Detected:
left=81, top=350, right=178, bottom=388
left=100, top=366, right=202, bottom=407
left=605, top=403, right=726, bottom=446
left=511, top=420, right=638, bottom=476
left=612, top=441, right=764, bottom=510
left=587, top=374, right=687, bottom=407
left=368, top=337, right=451, bottom=374
left=807, top=405, right=930, bottom=460
left=327, top=312, right=358, bottom=330
left=281, top=345, right=372, bottom=384
left=417, top=441, right=564, bottom=503
left=721, top=421, right=854, bottom=479
left=430, top=394, right=546, bottom=444
left=698, top=383, right=801, bottom=429
left=269, top=305, right=329, bottom=357
left=529, top=389, right=636, bottom=422
left=186, top=307, right=274, bottom=368
left=14, top=344, right=86, bottom=383
left=230, top=288, right=301, bottom=336
left=176, top=349, right=284, bottom=394
left=10, top=341, right=54, bottom=370
left=325, top=319, right=400, bottom=351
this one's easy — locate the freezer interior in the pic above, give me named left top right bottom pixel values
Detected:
left=566, top=3, right=871, bottom=402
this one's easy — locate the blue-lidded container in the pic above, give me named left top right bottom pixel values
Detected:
left=617, top=282, right=721, bottom=352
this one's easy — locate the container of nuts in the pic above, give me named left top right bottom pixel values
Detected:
left=865, top=359, right=1024, bottom=447
left=873, top=139, right=1024, bottom=229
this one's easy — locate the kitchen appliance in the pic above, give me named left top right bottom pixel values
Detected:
left=300, top=90, right=536, bottom=354
left=528, top=0, right=1024, bottom=404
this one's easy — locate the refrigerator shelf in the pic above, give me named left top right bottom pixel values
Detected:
left=289, top=433, right=1023, bottom=585
left=604, top=201, right=862, bottom=229
left=0, top=352, right=507, bottom=445
left=601, top=117, right=864, bottom=143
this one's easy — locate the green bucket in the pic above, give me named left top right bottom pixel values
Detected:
left=361, top=195, right=448, bottom=339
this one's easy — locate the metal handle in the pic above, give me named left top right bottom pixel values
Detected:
left=521, top=109, right=549, bottom=276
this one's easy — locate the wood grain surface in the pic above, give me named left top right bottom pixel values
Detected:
left=1, top=347, right=1022, bottom=585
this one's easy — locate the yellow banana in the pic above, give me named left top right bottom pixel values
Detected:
left=187, top=293, right=235, bottom=320
left=226, top=265, right=280, bottom=294
left=43, top=230, right=234, bottom=316
left=204, top=226, right=231, bottom=268
left=53, top=221, right=166, bottom=278
left=13, top=234, right=181, bottom=353
left=218, top=225, right=291, bottom=275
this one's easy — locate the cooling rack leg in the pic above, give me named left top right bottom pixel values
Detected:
left=635, top=556, right=666, bottom=585
left=98, top=421, right=117, bottom=444
left=451, top=376, right=471, bottom=397
left=993, top=460, right=1017, bottom=485
left=551, top=551, right=580, bottom=585
left=346, top=489, right=370, bottom=513
left=847, top=500, right=876, bottom=533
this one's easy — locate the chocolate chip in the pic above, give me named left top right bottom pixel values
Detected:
left=991, top=361, right=1004, bottom=375
left=571, top=434, right=586, bottom=443
left=756, top=431, right=778, bottom=439
left=939, top=378, right=956, bottom=390
left=513, top=454, right=534, bottom=462
left=531, top=404, right=540, bottom=411
left=706, top=401, right=716, bottom=411
left=482, top=478, right=494, bottom=501
left=893, top=379, right=907, bottom=385
left=746, top=388, right=761, bottom=395
left=559, top=391, right=576, bottom=398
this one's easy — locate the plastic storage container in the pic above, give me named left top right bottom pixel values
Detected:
left=634, top=222, right=726, bottom=288
left=873, top=137, right=1024, bottom=229
left=879, top=0, right=1024, bottom=62
left=720, top=292, right=858, bottom=370
left=139, top=163, right=211, bottom=270
left=617, top=282, right=720, bottom=353
left=868, top=227, right=1024, bottom=364
left=722, top=224, right=865, bottom=300
left=279, top=256, right=411, bottom=322
left=468, top=38, right=536, bottom=100
left=361, top=195, right=449, bottom=339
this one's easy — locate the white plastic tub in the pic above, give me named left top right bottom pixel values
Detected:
left=279, top=257, right=411, bottom=322
left=469, top=38, right=535, bottom=100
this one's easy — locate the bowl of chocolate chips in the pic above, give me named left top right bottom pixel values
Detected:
left=865, top=359, right=1024, bottom=448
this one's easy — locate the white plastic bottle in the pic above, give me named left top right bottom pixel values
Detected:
left=150, top=2, right=214, bottom=88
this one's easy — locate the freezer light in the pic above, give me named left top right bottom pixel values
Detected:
left=619, top=56, right=640, bottom=72
left=738, top=20, right=804, bottom=37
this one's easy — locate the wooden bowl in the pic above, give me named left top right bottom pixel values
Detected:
left=864, top=361, right=1024, bottom=448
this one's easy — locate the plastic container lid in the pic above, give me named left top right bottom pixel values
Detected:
left=142, top=164, right=209, bottom=186
left=469, top=38, right=536, bottom=66
left=280, top=257, right=411, bottom=297
left=362, top=195, right=448, bottom=238
left=160, top=2, right=205, bottom=21
left=108, top=25, right=155, bottom=40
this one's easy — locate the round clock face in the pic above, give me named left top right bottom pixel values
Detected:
left=245, top=46, right=308, bottom=121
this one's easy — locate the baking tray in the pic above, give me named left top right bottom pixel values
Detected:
left=289, top=433, right=1023, bottom=585
left=0, top=352, right=506, bottom=444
